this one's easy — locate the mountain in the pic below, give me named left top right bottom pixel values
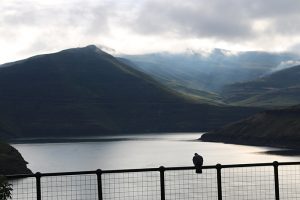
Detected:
left=0, top=141, right=32, bottom=175
left=222, top=65, right=300, bottom=107
left=118, top=57, right=224, bottom=105
left=0, top=45, right=259, bottom=139
left=201, top=105, right=300, bottom=148
left=121, top=49, right=299, bottom=94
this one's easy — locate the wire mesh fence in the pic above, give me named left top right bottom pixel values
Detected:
left=165, top=168, right=218, bottom=200
left=41, top=174, right=98, bottom=200
left=8, top=177, right=36, bottom=200
left=5, top=161, right=300, bottom=200
left=279, top=164, right=300, bottom=200
left=222, top=166, right=275, bottom=200
left=102, top=171, right=160, bottom=200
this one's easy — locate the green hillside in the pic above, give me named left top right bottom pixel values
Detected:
left=201, top=105, right=300, bottom=148
left=0, top=45, right=259, bottom=139
left=222, top=65, right=300, bottom=107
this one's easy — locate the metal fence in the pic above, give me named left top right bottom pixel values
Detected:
left=6, top=161, right=300, bottom=200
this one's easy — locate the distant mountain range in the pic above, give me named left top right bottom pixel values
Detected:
left=222, top=65, right=300, bottom=107
left=121, top=50, right=300, bottom=108
left=0, top=45, right=259, bottom=139
left=120, top=49, right=300, bottom=148
left=201, top=105, right=300, bottom=148
left=121, top=49, right=299, bottom=93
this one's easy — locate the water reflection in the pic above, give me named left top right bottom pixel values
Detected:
left=12, top=133, right=300, bottom=173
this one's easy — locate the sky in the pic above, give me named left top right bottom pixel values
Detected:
left=1, top=0, right=300, bottom=64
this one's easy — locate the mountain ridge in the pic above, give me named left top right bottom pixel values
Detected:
left=121, top=49, right=300, bottom=93
left=0, top=45, right=260, bottom=139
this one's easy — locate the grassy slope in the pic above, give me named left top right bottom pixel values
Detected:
left=201, top=106, right=300, bottom=148
left=222, top=65, right=300, bottom=107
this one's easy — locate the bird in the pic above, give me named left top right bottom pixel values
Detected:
left=193, top=153, right=203, bottom=174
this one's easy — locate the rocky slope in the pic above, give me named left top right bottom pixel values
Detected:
left=0, top=141, right=31, bottom=175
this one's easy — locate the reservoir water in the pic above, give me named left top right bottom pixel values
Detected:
left=9, top=133, right=300, bottom=200
left=12, top=133, right=300, bottom=173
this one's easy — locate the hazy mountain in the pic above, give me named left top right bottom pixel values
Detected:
left=0, top=45, right=259, bottom=139
left=222, top=65, right=300, bottom=107
left=121, top=49, right=299, bottom=93
left=201, top=105, right=300, bottom=148
left=117, top=57, right=224, bottom=105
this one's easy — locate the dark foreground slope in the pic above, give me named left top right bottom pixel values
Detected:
left=0, top=141, right=31, bottom=174
left=201, top=105, right=300, bottom=148
left=0, top=45, right=259, bottom=139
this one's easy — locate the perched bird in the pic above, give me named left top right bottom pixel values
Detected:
left=193, top=153, right=203, bottom=174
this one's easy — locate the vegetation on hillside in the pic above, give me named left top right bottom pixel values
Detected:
left=201, top=105, right=300, bottom=148
left=0, top=176, right=13, bottom=200
left=222, top=65, right=300, bottom=107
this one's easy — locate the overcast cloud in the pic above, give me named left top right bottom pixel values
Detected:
left=1, top=0, right=300, bottom=63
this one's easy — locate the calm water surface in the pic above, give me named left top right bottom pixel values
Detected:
left=12, top=133, right=300, bottom=173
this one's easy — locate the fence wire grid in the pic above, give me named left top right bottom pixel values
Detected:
left=165, top=168, right=217, bottom=200
left=41, top=174, right=98, bottom=200
left=222, top=166, right=275, bottom=200
left=102, top=171, right=160, bottom=200
left=6, top=161, right=300, bottom=200
left=279, top=165, right=300, bottom=200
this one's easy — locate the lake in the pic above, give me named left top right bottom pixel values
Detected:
left=11, top=133, right=300, bottom=173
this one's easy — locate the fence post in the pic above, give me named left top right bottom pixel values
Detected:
left=96, top=169, right=103, bottom=200
left=35, top=172, right=41, bottom=200
left=159, top=166, right=166, bottom=200
left=273, top=161, right=280, bottom=200
left=216, top=164, right=222, bottom=200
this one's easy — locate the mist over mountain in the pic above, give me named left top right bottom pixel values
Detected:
left=121, top=49, right=300, bottom=93
left=0, top=45, right=259, bottom=139
left=222, top=65, right=300, bottom=107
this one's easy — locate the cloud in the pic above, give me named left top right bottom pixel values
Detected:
left=1, top=0, right=300, bottom=63
left=130, top=0, right=300, bottom=41
left=271, top=60, right=300, bottom=73
left=0, top=0, right=112, bottom=30
left=289, top=43, right=300, bottom=55
left=130, top=0, right=252, bottom=40
left=0, top=0, right=117, bottom=63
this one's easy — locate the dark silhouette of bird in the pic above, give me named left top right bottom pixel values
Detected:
left=193, top=153, right=203, bottom=174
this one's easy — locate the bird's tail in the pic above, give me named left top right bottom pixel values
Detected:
left=195, top=166, right=202, bottom=174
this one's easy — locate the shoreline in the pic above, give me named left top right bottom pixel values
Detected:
left=200, top=134, right=300, bottom=150
left=200, top=137, right=300, bottom=156
left=8, top=132, right=204, bottom=144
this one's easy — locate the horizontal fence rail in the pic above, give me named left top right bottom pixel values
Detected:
left=4, top=161, right=300, bottom=200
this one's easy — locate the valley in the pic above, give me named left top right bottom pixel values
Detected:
left=1, top=44, right=300, bottom=172
left=0, top=45, right=260, bottom=140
